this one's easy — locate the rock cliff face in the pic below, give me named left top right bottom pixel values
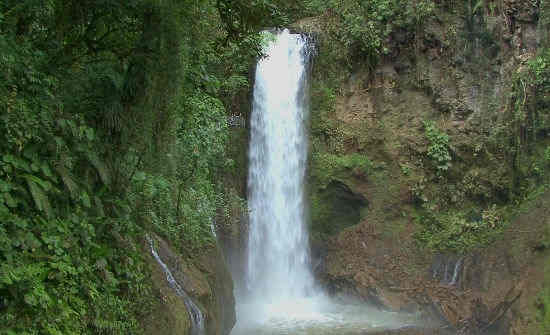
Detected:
left=292, top=1, right=550, bottom=334
left=142, top=235, right=236, bottom=335
left=318, top=198, right=548, bottom=334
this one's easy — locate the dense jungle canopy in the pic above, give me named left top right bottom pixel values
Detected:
left=0, top=0, right=295, bottom=332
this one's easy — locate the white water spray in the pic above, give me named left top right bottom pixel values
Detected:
left=246, top=29, right=314, bottom=302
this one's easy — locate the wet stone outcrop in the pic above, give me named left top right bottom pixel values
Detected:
left=316, top=197, right=549, bottom=334
left=142, top=235, right=235, bottom=335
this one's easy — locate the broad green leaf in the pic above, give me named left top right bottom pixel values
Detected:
left=41, top=164, right=53, bottom=178
left=85, top=128, right=95, bottom=141
left=24, top=174, right=52, bottom=192
left=4, top=193, right=18, bottom=208
left=81, top=192, right=91, bottom=208
left=0, top=180, right=11, bottom=192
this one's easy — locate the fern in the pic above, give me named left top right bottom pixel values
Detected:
left=86, top=151, right=111, bottom=186
left=94, top=196, right=105, bottom=217
left=23, top=174, right=52, bottom=217
left=54, top=164, right=78, bottom=198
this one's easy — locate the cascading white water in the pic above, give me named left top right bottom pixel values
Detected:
left=246, top=29, right=314, bottom=302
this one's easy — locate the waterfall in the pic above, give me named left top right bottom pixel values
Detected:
left=432, top=254, right=463, bottom=286
left=450, top=257, right=463, bottom=286
left=246, top=29, right=315, bottom=302
left=148, top=237, right=205, bottom=335
left=232, top=30, right=425, bottom=334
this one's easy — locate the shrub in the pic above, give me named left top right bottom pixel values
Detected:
left=415, top=205, right=503, bottom=252
left=311, top=152, right=372, bottom=187
left=424, top=120, right=452, bottom=174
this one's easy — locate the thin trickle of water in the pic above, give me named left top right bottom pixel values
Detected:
left=210, top=218, right=217, bottom=238
left=246, top=29, right=314, bottom=302
left=450, top=258, right=463, bottom=286
left=432, top=254, right=463, bottom=286
left=148, top=237, right=205, bottom=335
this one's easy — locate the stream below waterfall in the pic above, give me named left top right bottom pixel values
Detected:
left=231, top=29, right=436, bottom=335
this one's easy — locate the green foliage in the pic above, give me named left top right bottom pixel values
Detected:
left=216, top=188, right=248, bottom=238
left=310, top=85, right=338, bottom=139
left=216, top=0, right=290, bottom=41
left=303, top=0, right=434, bottom=68
left=424, top=121, right=452, bottom=174
left=179, top=93, right=228, bottom=176
left=539, top=223, right=550, bottom=251
left=415, top=205, right=503, bottom=252
left=309, top=191, right=331, bottom=230
left=0, top=211, right=150, bottom=334
left=0, top=0, right=285, bottom=332
left=400, top=163, right=412, bottom=176
left=311, top=152, right=372, bottom=188
left=461, top=0, right=498, bottom=61
left=540, top=0, right=550, bottom=48
left=503, top=48, right=550, bottom=184
left=529, top=48, right=550, bottom=99
left=544, top=146, right=550, bottom=164
left=130, top=172, right=218, bottom=251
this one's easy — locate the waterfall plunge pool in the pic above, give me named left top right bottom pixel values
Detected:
left=231, top=295, right=430, bottom=335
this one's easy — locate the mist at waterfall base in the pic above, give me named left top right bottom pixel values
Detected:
left=230, top=30, right=423, bottom=335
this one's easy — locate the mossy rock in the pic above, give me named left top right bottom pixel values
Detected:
left=141, top=235, right=235, bottom=335
left=142, top=251, right=192, bottom=335
left=310, top=180, right=368, bottom=235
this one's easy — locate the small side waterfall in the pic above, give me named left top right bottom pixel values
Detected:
left=246, top=29, right=315, bottom=302
left=432, top=254, right=463, bottom=286
left=450, top=257, right=463, bottom=286
left=148, top=237, right=205, bottom=335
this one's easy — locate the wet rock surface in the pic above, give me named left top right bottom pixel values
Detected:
left=143, top=235, right=236, bottom=335
left=316, top=195, right=549, bottom=334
